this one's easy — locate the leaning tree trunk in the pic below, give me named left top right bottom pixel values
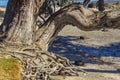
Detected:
left=0, top=0, right=45, bottom=45
left=36, top=3, right=120, bottom=51
left=1, top=1, right=120, bottom=51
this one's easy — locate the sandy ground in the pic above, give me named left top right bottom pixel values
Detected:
left=49, top=25, right=120, bottom=80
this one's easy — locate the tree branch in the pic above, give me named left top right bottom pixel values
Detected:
left=35, top=3, right=120, bottom=51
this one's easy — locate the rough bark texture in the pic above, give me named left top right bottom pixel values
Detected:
left=0, top=2, right=120, bottom=51
left=35, top=3, right=120, bottom=51
left=0, top=0, right=45, bottom=45
left=0, top=2, right=120, bottom=79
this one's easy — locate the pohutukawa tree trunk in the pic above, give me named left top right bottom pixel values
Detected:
left=0, top=2, right=120, bottom=50
left=0, top=0, right=45, bottom=45
left=0, top=1, right=120, bottom=79
left=36, top=3, right=120, bottom=51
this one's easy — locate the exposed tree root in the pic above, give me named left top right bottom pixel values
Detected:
left=0, top=43, right=78, bottom=80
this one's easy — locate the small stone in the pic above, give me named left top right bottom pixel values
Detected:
left=80, top=36, right=85, bottom=40
left=74, top=60, right=85, bottom=66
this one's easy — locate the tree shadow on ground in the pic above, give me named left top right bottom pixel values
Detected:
left=83, top=69, right=120, bottom=74
left=49, top=36, right=120, bottom=64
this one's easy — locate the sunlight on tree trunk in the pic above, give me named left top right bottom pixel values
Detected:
left=0, top=1, right=120, bottom=80
left=1, top=0, right=45, bottom=45
left=36, top=3, right=120, bottom=51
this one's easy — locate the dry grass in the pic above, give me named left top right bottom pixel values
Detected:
left=0, top=55, right=21, bottom=80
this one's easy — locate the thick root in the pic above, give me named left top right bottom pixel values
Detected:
left=0, top=44, right=78, bottom=80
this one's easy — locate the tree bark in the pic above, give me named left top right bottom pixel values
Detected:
left=36, top=3, right=120, bottom=51
left=0, top=2, right=120, bottom=51
left=98, top=0, right=105, bottom=11
left=0, top=0, right=45, bottom=45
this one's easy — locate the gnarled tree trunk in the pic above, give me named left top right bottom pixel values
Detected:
left=0, top=0, right=45, bottom=45
left=0, top=2, right=120, bottom=51
left=36, top=3, right=120, bottom=51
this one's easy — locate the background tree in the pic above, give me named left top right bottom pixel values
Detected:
left=83, top=0, right=105, bottom=11
left=88, top=2, right=96, bottom=8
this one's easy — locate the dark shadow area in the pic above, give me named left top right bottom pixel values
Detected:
left=49, top=36, right=120, bottom=64
left=83, top=69, right=120, bottom=74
